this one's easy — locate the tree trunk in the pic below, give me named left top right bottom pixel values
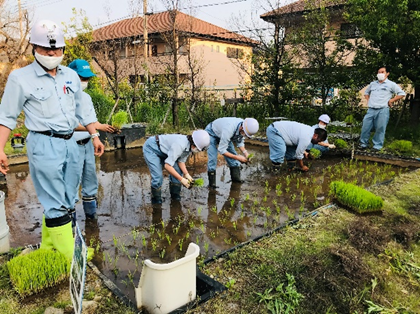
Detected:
left=411, top=86, right=420, bottom=126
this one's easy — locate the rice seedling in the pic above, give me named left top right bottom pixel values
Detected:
left=7, top=249, right=70, bottom=297
left=178, top=238, right=184, bottom=251
left=192, top=178, right=205, bottom=187
left=111, top=110, right=128, bottom=130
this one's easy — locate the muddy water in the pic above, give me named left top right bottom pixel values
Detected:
left=2, top=144, right=405, bottom=303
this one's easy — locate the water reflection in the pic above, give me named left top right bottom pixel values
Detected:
left=2, top=145, right=405, bottom=304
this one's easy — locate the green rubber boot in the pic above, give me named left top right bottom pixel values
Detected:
left=40, top=215, right=53, bottom=250
left=170, top=183, right=182, bottom=201
left=229, top=166, right=242, bottom=183
left=48, top=221, right=74, bottom=261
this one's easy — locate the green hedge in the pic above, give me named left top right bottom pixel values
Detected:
left=7, top=249, right=70, bottom=297
left=329, top=181, right=383, bottom=214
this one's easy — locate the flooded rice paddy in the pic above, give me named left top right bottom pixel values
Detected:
left=3, top=144, right=406, bottom=303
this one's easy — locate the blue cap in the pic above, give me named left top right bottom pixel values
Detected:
left=68, top=59, right=96, bottom=78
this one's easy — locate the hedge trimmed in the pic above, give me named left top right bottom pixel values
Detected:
left=7, top=249, right=70, bottom=297
left=329, top=181, right=383, bottom=214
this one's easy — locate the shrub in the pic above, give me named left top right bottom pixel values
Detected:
left=111, top=110, right=128, bottom=129
left=309, top=148, right=321, bottom=159
left=329, top=181, right=383, bottom=214
left=7, top=249, right=70, bottom=297
left=333, top=138, right=348, bottom=149
left=387, top=140, right=413, bottom=154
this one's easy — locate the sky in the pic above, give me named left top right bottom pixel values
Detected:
left=7, top=0, right=295, bottom=36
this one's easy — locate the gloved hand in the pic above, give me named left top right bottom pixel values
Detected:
left=328, top=144, right=336, bottom=149
left=185, top=173, right=194, bottom=184
left=181, top=178, right=191, bottom=189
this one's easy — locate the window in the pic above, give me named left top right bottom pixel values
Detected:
left=119, top=46, right=126, bottom=59
left=216, top=46, right=220, bottom=53
left=340, top=23, right=363, bottom=39
left=211, top=45, right=214, bottom=52
left=227, top=47, right=244, bottom=59
left=151, top=45, right=157, bottom=56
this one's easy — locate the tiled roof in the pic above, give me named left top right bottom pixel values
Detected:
left=93, top=10, right=253, bottom=45
left=261, top=0, right=347, bottom=18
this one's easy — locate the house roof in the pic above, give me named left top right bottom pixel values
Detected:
left=93, top=10, right=254, bottom=45
left=261, top=0, right=346, bottom=19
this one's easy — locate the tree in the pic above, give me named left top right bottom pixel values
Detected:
left=0, top=0, right=31, bottom=95
left=234, top=0, right=299, bottom=118
left=347, top=0, right=420, bottom=124
left=289, top=0, right=354, bottom=108
left=62, top=8, right=94, bottom=64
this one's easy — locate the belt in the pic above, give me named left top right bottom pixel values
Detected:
left=76, top=137, right=90, bottom=145
left=34, top=130, right=74, bottom=140
left=155, top=135, right=161, bottom=150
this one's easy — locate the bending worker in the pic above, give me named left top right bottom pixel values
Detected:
left=69, top=59, right=116, bottom=221
left=205, top=117, right=259, bottom=188
left=307, top=114, right=335, bottom=154
left=0, top=20, right=104, bottom=260
left=143, top=130, right=210, bottom=204
left=267, top=120, right=327, bottom=172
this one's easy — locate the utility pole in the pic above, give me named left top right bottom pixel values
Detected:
left=143, top=0, right=149, bottom=84
left=18, top=0, right=23, bottom=52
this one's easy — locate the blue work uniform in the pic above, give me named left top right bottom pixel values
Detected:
left=307, top=124, right=329, bottom=153
left=0, top=61, right=97, bottom=220
left=266, top=121, right=314, bottom=164
left=73, top=92, right=98, bottom=201
left=360, top=79, right=405, bottom=150
left=205, top=117, right=244, bottom=172
left=143, top=134, right=191, bottom=189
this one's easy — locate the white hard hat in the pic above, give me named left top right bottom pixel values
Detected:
left=30, top=20, right=65, bottom=48
left=242, top=118, right=259, bottom=138
left=318, top=114, right=331, bottom=124
left=192, top=130, right=210, bottom=151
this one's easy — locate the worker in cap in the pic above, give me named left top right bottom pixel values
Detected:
left=144, top=130, right=210, bottom=204
left=69, top=59, right=116, bottom=223
left=205, top=117, right=259, bottom=188
left=307, top=114, right=335, bottom=153
left=0, top=20, right=104, bottom=261
left=267, top=120, right=327, bottom=172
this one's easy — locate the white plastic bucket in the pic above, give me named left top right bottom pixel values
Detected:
left=136, top=242, right=199, bottom=314
left=0, top=191, right=9, bottom=253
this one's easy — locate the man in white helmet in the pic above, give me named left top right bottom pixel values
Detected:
left=143, top=130, right=210, bottom=203
left=0, top=20, right=104, bottom=261
left=307, top=114, right=336, bottom=153
left=205, top=117, right=259, bottom=187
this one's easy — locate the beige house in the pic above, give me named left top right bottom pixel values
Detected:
left=91, top=10, right=255, bottom=97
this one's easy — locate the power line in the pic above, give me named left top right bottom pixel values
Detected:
left=90, top=0, right=250, bottom=29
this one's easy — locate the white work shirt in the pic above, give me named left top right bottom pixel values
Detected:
left=0, top=61, right=97, bottom=132
left=211, top=117, right=245, bottom=154
left=73, top=92, right=97, bottom=141
left=157, top=134, right=191, bottom=166
left=365, top=79, right=405, bottom=109
left=272, top=121, right=314, bottom=159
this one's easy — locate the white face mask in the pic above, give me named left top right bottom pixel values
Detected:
left=191, top=147, right=200, bottom=153
left=35, top=52, right=63, bottom=70
left=80, top=81, right=88, bottom=90
left=318, top=123, right=326, bottom=129
left=377, top=73, right=386, bottom=81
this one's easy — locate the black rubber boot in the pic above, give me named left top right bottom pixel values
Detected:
left=169, top=183, right=182, bottom=201
left=272, top=162, right=282, bottom=173
left=151, top=187, right=162, bottom=204
left=229, top=166, right=242, bottom=183
left=208, top=171, right=217, bottom=188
